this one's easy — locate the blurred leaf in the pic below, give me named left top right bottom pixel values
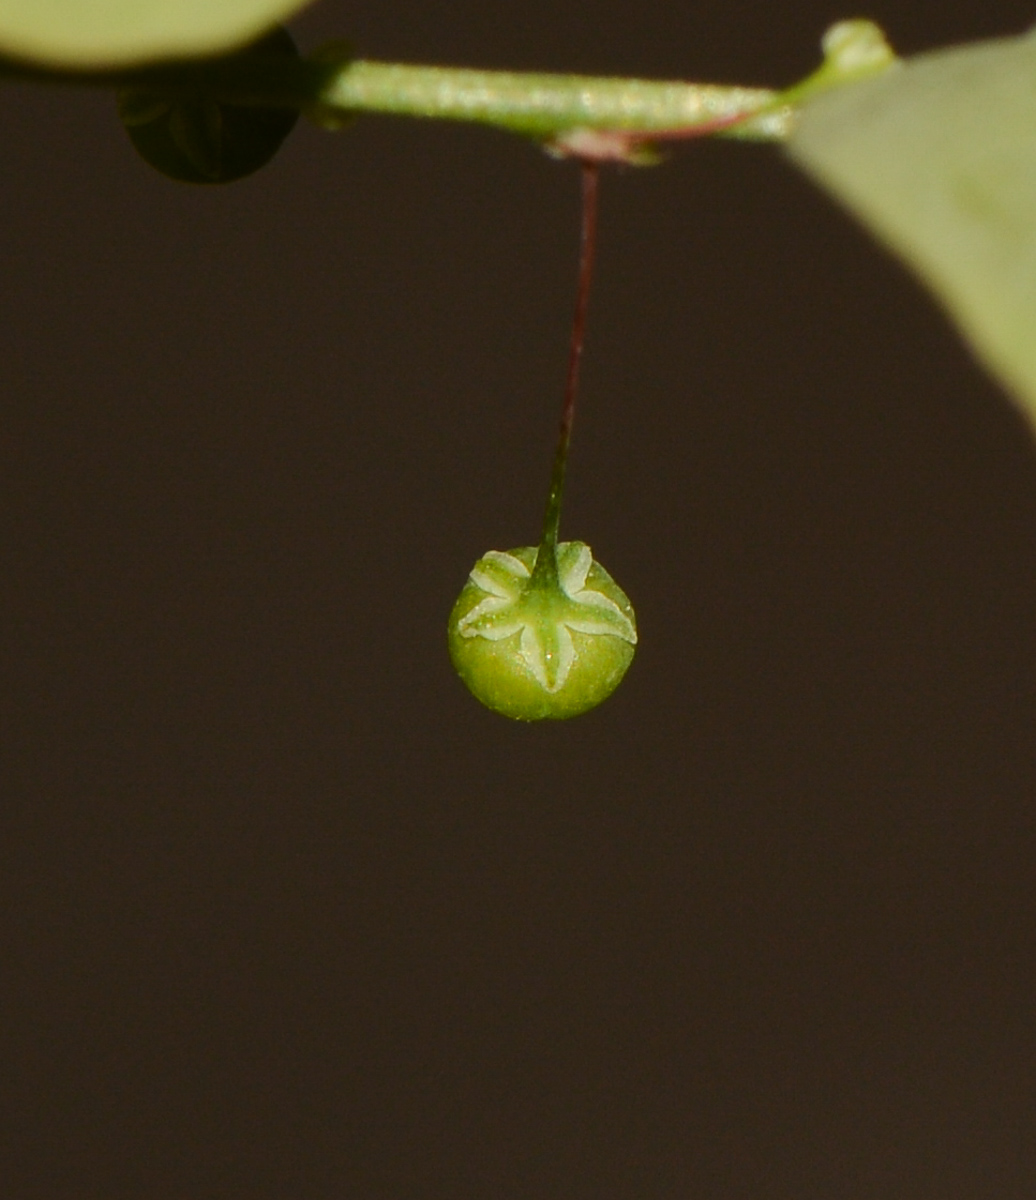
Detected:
left=0, top=0, right=314, bottom=67
left=118, top=26, right=299, bottom=183
left=787, top=28, right=1036, bottom=423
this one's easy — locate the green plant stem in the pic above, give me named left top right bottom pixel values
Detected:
left=0, top=52, right=787, bottom=142
left=0, top=19, right=896, bottom=148
left=317, top=62, right=785, bottom=141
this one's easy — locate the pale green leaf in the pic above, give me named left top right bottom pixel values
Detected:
left=0, top=0, right=315, bottom=67
left=787, top=28, right=1036, bottom=421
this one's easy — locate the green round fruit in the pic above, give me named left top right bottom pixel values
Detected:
left=117, top=27, right=300, bottom=184
left=448, top=540, right=637, bottom=721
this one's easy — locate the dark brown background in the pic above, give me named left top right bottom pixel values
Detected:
left=3, top=1, right=1036, bottom=1196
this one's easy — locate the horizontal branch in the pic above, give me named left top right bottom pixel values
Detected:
left=315, top=62, right=787, bottom=141
left=0, top=18, right=896, bottom=153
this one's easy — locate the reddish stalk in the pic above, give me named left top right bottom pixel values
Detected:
left=537, top=159, right=600, bottom=568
